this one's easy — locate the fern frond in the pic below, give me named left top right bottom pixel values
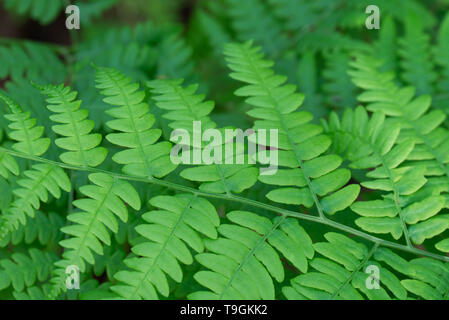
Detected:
left=0, top=248, right=57, bottom=293
left=0, top=211, right=64, bottom=248
left=0, top=94, right=70, bottom=241
left=398, top=13, right=437, bottom=95
left=74, top=23, right=157, bottom=127
left=372, top=16, right=397, bottom=73
left=196, top=10, right=232, bottom=56
left=0, top=42, right=66, bottom=82
left=225, top=0, right=288, bottom=57
left=349, top=54, right=449, bottom=184
left=0, top=91, right=50, bottom=156
left=147, top=78, right=259, bottom=194
left=0, top=150, right=19, bottom=180
left=434, top=12, right=449, bottom=113
left=224, top=41, right=360, bottom=215
left=347, top=55, right=449, bottom=251
left=157, top=31, right=195, bottom=81
left=2, top=0, right=64, bottom=25
left=324, top=106, right=433, bottom=245
left=0, top=164, right=71, bottom=240
left=189, top=210, right=313, bottom=300
left=38, top=84, right=108, bottom=167
left=374, top=248, right=449, bottom=300
left=48, top=172, right=140, bottom=298
left=283, top=233, right=449, bottom=300
left=95, top=67, right=177, bottom=178
left=322, top=50, right=358, bottom=109
left=112, top=194, right=219, bottom=299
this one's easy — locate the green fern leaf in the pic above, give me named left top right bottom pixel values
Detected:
left=0, top=248, right=57, bottom=293
left=0, top=92, right=50, bottom=156
left=2, top=0, right=64, bottom=25
left=95, top=66, right=177, bottom=178
left=147, top=78, right=258, bottom=194
left=224, top=41, right=360, bottom=215
left=48, top=172, right=140, bottom=298
left=398, top=13, right=437, bottom=95
left=38, top=84, right=108, bottom=167
left=190, top=210, right=313, bottom=300
left=112, top=194, right=219, bottom=299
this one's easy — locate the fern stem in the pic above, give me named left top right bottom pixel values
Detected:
left=2, top=147, right=448, bottom=263
left=330, top=242, right=379, bottom=300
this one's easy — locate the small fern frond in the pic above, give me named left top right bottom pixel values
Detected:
left=324, top=107, right=430, bottom=244
left=349, top=54, right=449, bottom=185
left=2, top=0, right=64, bottom=25
left=434, top=12, right=449, bottom=113
left=374, top=248, right=449, bottom=300
left=38, top=84, right=108, bottom=167
left=112, top=194, right=219, bottom=299
left=0, top=211, right=64, bottom=248
left=0, top=248, right=57, bottom=293
left=322, top=50, right=358, bottom=109
left=157, top=31, right=195, bottom=81
left=398, top=13, right=437, bottom=95
left=95, top=67, right=177, bottom=178
left=283, top=232, right=449, bottom=300
left=0, top=92, right=50, bottom=156
left=0, top=164, right=71, bottom=240
left=48, top=172, right=140, bottom=298
left=224, top=41, right=360, bottom=215
left=0, top=42, right=66, bottom=83
left=147, top=78, right=258, bottom=194
left=0, top=94, right=70, bottom=242
left=190, top=210, right=313, bottom=300
left=226, top=0, right=288, bottom=57
left=0, top=150, right=19, bottom=180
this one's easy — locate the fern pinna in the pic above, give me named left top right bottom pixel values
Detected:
left=2, top=0, right=449, bottom=302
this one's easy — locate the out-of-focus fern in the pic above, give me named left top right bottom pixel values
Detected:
left=398, top=13, right=437, bottom=95
left=1, top=0, right=64, bottom=25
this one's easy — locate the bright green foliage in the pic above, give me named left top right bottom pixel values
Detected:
left=0, top=92, right=50, bottom=156
left=283, top=234, right=449, bottom=300
left=324, top=107, right=442, bottom=244
left=0, top=95, right=70, bottom=242
left=49, top=172, right=140, bottom=298
left=349, top=54, right=449, bottom=183
left=95, top=67, right=176, bottom=178
left=434, top=12, right=449, bottom=112
left=0, top=163, right=71, bottom=240
left=2, top=0, right=449, bottom=302
left=224, top=41, right=360, bottom=215
left=398, top=13, right=437, bottom=95
left=347, top=55, right=449, bottom=251
left=190, top=211, right=313, bottom=300
left=38, top=84, right=108, bottom=167
left=147, top=78, right=259, bottom=194
left=112, top=194, right=219, bottom=299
